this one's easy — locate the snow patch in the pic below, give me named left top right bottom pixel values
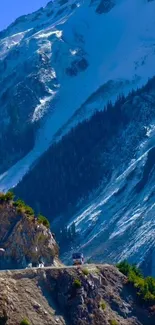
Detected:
left=34, top=29, right=63, bottom=39
left=32, top=93, right=56, bottom=122
left=0, top=30, right=31, bottom=59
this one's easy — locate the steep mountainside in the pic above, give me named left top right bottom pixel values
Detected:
left=1, top=264, right=155, bottom=325
left=15, top=77, right=155, bottom=273
left=0, top=0, right=155, bottom=271
left=0, top=0, right=155, bottom=188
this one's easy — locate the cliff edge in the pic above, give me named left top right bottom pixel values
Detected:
left=0, top=264, right=155, bottom=325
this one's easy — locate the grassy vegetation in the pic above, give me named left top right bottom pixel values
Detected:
left=109, top=320, right=118, bottom=325
left=13, top=198, right=50, bottom=228
left=38, top=214, right=50, bottom=229
left=117, top=260, right=155, bottom=303
left=0, top=191, right=15, bottom=202
left=73, top=279, right=82, bottom=289
left=100, top=299, right=106, bottom=311
left=13, top=199, right=34, bottom=218
left=82, top=268, right=89, bottom=276
left=20, top=319, right=30, bottom=325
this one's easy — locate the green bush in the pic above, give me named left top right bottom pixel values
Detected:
left=5, top=191, right=15, bottom=201
left=13, top=199, right=26, bottom=207
left=82, top=268, right=89, bottom=276
left=116, top=260, right=132, bottom=276
left=110, top=320, right=118, bottom=325
left=73, top=279, right=82, bottom=289
left=100, top=299, right=106, bottom=310
left=117, top=260, right=142, bottom=277
left=13, top=199, right=34, bottom=218
left=16, top=206, right=24, bottom=215
left=131, top=264, right=142, bottom=277
left=24, top=205, right=34, bottom=216
left=20, top=318, right=30, bottom=325
left=38, top=214, right=50, bottom=228
left=117, top=260, right=155, bottom=303
left=0, top=193, right=6, bottom=202
left=0, top=191, right=15, bottom=202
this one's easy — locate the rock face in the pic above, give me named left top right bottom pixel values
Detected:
left=0, top=199, right=59, bottom=269
left=0, top=264, right=155, bottom=325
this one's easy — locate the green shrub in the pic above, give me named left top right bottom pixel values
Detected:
left=13, top=199, right=25, bottom=207
left=82, top=268, right=89, bottom=276
left=20, top=318, right=30, bottom=325
left=13, top=199, right=34, bottom=218
left=0, top=191, right=15, bottom=202
left=16, top=206, right=24, bottom=215
left=117, top=260, right=155, bottom=303
left=131, top=264, right=142, bottom=277
left=24, top=205, right=34, bottom=216
left=117, top=260, right=142, bottom=278
left=116, top=260, right=132, bottom=276
left=73, top=279, right=82, bottom=289
left=1, top=194, right=50, bottom=229
left=100, top=299, right=106, bottom=310
left=38, top=214, right=50, bottom=228
left=110, top=320, right=118, bottom=325
left=0, top=193, right=6, bottom=202
left=4, top=191, right=15, bottom=201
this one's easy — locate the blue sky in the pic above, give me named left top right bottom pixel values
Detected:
left=0, top=0, right=49, bottom=31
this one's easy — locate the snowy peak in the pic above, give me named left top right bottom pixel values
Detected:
left=0, top=0, right=155, bottom=191
left=0, top=0, right=118, bottom=42
left=0, top=0, right=80, bottom=40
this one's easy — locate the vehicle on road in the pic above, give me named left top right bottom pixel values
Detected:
left=26, top=260, right=44, bottom=269
left=38, top=262, right=44, bottom=268
left=72, top=253, right=84, bottom=265
left=26, top=263, right=32, bottom=269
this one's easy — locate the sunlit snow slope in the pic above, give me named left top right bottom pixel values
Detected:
left=0, top=0, right=155, bottom=190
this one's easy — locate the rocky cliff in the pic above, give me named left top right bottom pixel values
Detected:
left=0, top=193, right=59, bottom=269
left=0, top=264, right=155, bottom=325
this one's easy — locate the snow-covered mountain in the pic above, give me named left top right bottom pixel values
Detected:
left=14, top=77, right=155, bottom=275
left=0, top=0, right=155, bottom=272
left=0, top=0, right=155, bottom=189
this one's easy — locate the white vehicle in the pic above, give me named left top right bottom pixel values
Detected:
left=38, top=263, right=44, bottom=268
left=26, top=263, right=32, bottom=269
